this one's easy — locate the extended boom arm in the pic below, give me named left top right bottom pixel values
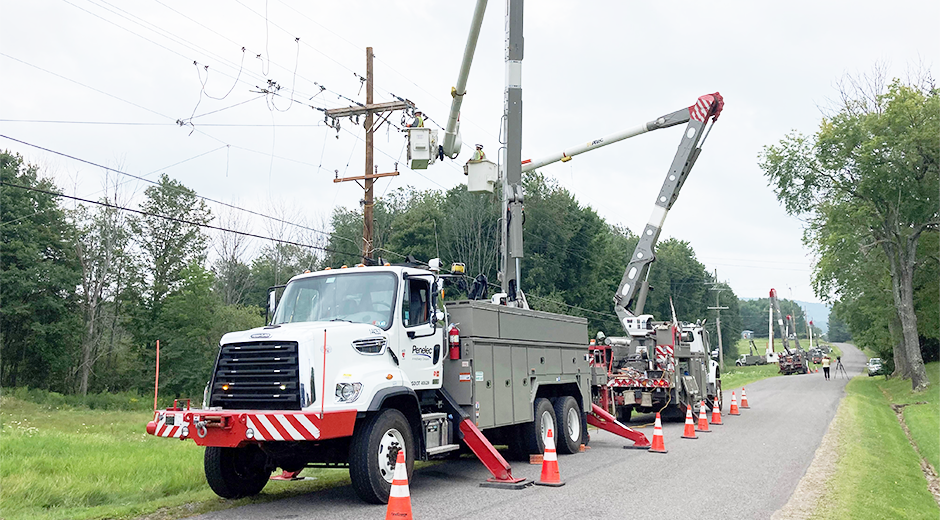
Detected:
left=612, top=93, right=724, bottom=332
left=769, top=288, right=793, bottom=355
left=441, top=0, right=489, bottom=159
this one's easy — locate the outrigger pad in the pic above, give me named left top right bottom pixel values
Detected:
left=623, top=444, right=652, bottom=450
left=479, top=478, right=532, bottom=490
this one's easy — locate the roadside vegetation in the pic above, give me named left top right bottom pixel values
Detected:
left=718, top=338, right=782, bottom=391
left=814, top=362, right=940, bottom=519
left=0, top=391, right=351, bottom=520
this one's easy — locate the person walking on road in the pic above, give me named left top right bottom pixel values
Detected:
left=822, top=354, right=831, bottom=381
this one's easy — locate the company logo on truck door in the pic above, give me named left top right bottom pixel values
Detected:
left=412, top=345, right=433, bottom=359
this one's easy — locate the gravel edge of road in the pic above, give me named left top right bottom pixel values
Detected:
left=770, top=382, right=845, bottom=520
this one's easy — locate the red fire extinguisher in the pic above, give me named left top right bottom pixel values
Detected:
left=448, top=324, right=460, bottom=360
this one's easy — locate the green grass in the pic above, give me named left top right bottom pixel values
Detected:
left=875, top=362, right=940, bottom=471
left=813, top=362, right=939, bottom=519
left=0, top=396, right=353, bottom=520
left=718, top=339, right=782, bottom=391
left=720, top=364, right=782, bottom=392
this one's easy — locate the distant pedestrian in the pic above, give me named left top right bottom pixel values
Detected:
left=822, top=355, right=831, bottom=381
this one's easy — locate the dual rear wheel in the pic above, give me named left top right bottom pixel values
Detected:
left=510, top=396, right=582, bottom=457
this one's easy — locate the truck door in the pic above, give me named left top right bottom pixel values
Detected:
left=398, top=276, right=443, bottom=390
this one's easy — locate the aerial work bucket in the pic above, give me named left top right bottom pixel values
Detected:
left=406, top=128, right=438, bottom=170
left=465, top=160, right=497, bottom=193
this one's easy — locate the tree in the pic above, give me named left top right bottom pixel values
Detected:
left=130, top=174, right=212, bottom=312
left=760, top=77, right=938, bottom=391
left=73, top=175, right=133, bottom=395
left=826, top=311, right=851, bottom=343
left=0, top=151, right=82, bottom=390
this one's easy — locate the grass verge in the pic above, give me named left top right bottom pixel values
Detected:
left=0, top=396, right=354, bottom=520
left=813, top=362, right=939, bottom=519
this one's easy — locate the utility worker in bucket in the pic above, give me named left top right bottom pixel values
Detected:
left=467, top=144, right=485, bottom=163
left=405, top=111, right=424, bottom=128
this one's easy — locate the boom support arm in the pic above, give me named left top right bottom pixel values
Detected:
left=769, top=288, right=793, bottom=355
left=441, top=0, right=489, bottom=159
left=613, top=94, right=724, bottom=330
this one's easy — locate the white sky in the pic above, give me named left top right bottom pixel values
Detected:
left=1, top=0, right=937, bottom=304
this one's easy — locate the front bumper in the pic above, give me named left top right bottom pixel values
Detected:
left=146, top=408, right=357, bottom=448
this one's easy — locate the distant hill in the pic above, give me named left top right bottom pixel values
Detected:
left=741, top=298, right=831, bottom=333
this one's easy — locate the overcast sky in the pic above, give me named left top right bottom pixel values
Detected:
left=1, top=0, right=937, bottom=312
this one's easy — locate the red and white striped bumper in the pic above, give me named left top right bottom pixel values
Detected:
left=146, top=409, right=358, bottom=448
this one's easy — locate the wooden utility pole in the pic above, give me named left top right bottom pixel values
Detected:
left=327, top=47, right=412, bottom=261
left=708, top=269, right=729, bottom=369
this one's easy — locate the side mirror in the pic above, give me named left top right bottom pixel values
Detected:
left=268, top=290, right=277, bottom=323
left=435, top=310, right=445, bottom=322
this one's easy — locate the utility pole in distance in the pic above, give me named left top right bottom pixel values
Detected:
left=707, top=268, right=729, bottom=370
left=327, top=47, right=411, bottom=262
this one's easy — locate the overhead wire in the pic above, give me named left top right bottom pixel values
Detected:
left=0, top=180, right=361, bottom=258
left=0, top=134, right=364, bottom=251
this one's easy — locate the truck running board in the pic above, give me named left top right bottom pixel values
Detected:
left=437, top=388, right=529, bottom=489
left=588, top=404, right=651, bottom=449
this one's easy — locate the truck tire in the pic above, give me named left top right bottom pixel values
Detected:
left=553, top=396, right=582, bottom=454
left=348, top=408, right=414, bottom=504
left=513, top=398, right=555, bottom=456
left=204, top=445, right=270, bottom=499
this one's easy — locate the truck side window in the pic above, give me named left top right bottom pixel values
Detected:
left=402, top=279, right=430, bottom=327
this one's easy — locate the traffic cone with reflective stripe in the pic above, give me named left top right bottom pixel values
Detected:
left=385, top=450, right=412, bottom=520
left=535, top=428, right=565, bottom=487
left=681, top=405, right=698, bottom=439
left=741, top=388, right=750, bottom=408
left=711, top=399, right=723, bottom=425
left=697, top=401, right=711, bottom=432
left=649, top=413, right=668, bottom=454
left=729, top=391, right=741, bottom=415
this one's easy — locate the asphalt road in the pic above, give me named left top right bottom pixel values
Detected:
left=190, top=342, right=866, bottom=520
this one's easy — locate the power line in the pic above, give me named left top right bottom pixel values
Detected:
left=0, top=134, right=362, bottom=250
left=0, top=119, right=325, bottom=127
left=0, top=180, right=360, bottom=258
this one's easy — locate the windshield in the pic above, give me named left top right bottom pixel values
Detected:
left=272, top=272, right=397, bottom=329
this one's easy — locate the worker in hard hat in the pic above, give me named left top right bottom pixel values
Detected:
left=467, top=144, right=485, bottom=163
left=405, top=111, right=424, bottom=128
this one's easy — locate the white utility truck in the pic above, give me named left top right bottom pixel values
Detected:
left=147, top=261, right=619, bottom=503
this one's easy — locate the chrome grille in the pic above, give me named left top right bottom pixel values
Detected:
left=353, top=337, right=386, bottom=354
left=209, top=341, right=300, bottom=410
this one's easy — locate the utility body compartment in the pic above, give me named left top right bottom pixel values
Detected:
left=442, top=300, right=590, bottom=431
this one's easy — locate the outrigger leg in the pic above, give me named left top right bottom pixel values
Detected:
left=588, top=404, right=651, bottom=450
left=438, top=389, right=529, bottom=489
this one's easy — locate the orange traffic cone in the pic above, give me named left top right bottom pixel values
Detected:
left=534, top=428, right=565, bottom=487
left=681, top=405, right=698, bottom=439
left=729, top=391, right=741, bottom=415
left=697, top=401, right=711, bottom=432
left=711, top=399, right=723, bottom=425
left=649, top=413, right=668, bottom=453
left=385, top=450, right=412, bottom=520
left=741, top=388, right=750, bottom=409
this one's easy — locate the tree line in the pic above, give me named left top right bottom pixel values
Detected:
left=1, top=155, right=746, bottom=399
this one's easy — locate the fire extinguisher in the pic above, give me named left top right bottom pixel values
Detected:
left=448, top=324, right=460, bottom=360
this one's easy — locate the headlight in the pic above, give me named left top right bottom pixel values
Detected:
left=335, top=383, right=363, bottom=403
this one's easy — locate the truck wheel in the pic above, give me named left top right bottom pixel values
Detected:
left=348, top=408, right=414, bottom=504
left=204, top=445, right=270, bottom=499
left=513, top=398, right=555, bottom=456
left=553, top=396, right=582, bottom=454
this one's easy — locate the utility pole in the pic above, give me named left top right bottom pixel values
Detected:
left=707, top=269, right=729, bottom=369
left=327, top=47, right=411, bottom=262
